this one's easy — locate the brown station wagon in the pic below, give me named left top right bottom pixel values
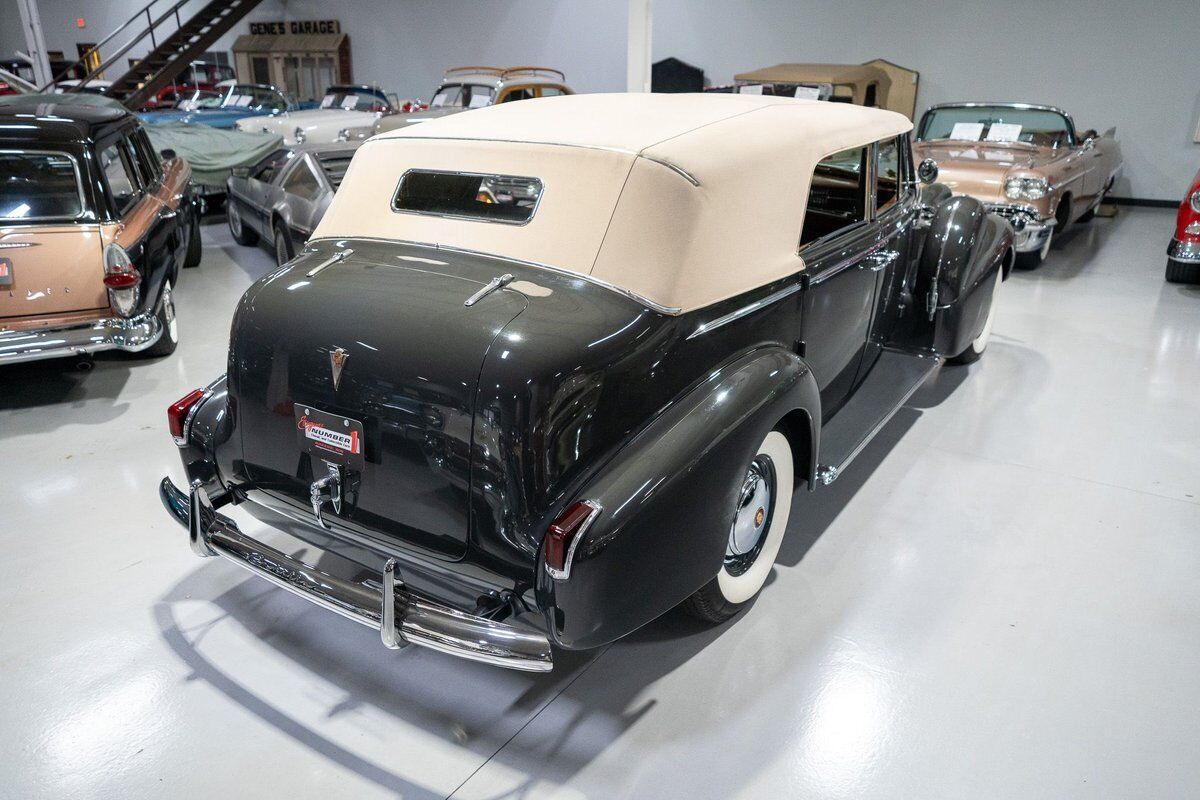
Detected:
left=913, top=102, right=1122, bottom=268
left=0, top=100, right=200, bottom=367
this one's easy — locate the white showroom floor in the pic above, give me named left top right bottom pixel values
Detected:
left=1, top=207, right=1198, bottom=799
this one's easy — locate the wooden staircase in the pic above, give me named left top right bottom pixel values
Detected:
left=48, top=0, right=264, bottom=110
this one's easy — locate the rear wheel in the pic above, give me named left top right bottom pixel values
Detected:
left=228, top=199, right=258, bottom=246
left=143, top=280, right=178, bottom=358
left=1166, top=259, right=1200, bottom=284
left=682, top=429, right=794, bottom=623
left=947, top=268, right=1000, bottom=365
left=274, top=223, right=294, bottom=266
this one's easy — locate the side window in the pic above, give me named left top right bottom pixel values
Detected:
left=799, top=146, right=868, bottom=248
left=252, top=148, right=290, bottom=183
left=875, top=136, right=901, bottom=213
left=500, top=87, right=535, bottom=103
left=133, top=129, right=162, bottom=183
left=98, top=141, right=140, bottom=216
left=538, top=86, right=566, bottom=98
left=281, top=158, right=323, bottom=200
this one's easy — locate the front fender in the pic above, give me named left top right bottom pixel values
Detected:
left=538, top=346, right=820, bottom=650
left=920, top=196, right=1012, bottom=356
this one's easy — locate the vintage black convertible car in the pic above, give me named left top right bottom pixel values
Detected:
left=160, top=94, right=1011, bottom=671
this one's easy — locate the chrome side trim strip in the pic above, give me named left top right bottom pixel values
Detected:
left=640, top=156, right=700, bottom=187
left=308, top=236, right=683, bottom=315
left=160, top=478, right=555, bottom=672
left=687, top=281, right=803, bottom=339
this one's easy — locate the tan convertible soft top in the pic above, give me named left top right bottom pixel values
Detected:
left=314, top=93, right=911, bottom=313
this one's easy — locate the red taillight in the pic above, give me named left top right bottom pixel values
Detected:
left=102, top=271, right=140, bottom=289
left=544, top=500, right=600, bottom=579
left=168, top=388, right=205, bottom=442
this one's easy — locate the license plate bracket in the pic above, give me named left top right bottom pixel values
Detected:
left=294, top=403, right=365, bottom=470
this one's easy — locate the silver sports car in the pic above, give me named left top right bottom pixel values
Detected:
left=225, top=141, right=360, bottom=265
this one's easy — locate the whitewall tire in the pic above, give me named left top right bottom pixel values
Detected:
left=683, top=429, right=794, bottom=622
left=948, top=268, right=1001, bottom=365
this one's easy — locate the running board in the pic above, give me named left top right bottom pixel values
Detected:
left=815, top=350, right=940, bottom=486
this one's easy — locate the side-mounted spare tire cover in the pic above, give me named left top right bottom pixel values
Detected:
left=917, top=195, right=1011, bottom=358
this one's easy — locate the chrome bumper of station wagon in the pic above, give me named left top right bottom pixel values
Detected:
left=158, top=477, right=555, bottom=672
left=984, top=203, right=1053, bottom=253
left=1167, top=238, right=1200, bottom=264
left=0, top=310, right=161, bottom=365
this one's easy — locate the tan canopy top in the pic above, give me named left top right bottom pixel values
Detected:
left=313, top=93, right=912, bottom=313
left=734, top=59, right=919, bottom=118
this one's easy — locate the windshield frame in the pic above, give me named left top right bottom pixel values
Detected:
left=916, top=103, right=1076, bottom=148
left=429, top=83, right=497, bottom=109
left=318, top=86, right=391, bottom=113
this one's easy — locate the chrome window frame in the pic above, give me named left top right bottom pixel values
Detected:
left=0, top=148, right=89, bottom=224
left=915, top=102, right=1077, bottom=148
left=390, top=168, right=544, bottom=227
left=797, top=144, right=872, bottom=255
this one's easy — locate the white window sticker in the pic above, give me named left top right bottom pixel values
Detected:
left=949, top=122, right=985, bottom=141
left=233, top=95, right=253, bottom=107
left=467, top=92, right=491, bottom=108
left=738, top=84, right=765, bottom=95
left=793, top=85, right=821, bottom=100
left=320, top=95, right=335, bottom=108
left=431, top=93, right=447, bottom=107
left=340, top=94, right=359, bottom=109
left=986, top=123, right=1023, bottom=142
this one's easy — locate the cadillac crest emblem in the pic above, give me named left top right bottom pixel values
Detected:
left=329, top=347, right=349, bottom=390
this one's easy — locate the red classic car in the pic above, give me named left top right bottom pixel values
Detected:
left=139, top=62, right=236, bottom=110
left=1167, top=167, right=1200, bottom=284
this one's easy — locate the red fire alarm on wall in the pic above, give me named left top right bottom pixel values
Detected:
left=76, top=17, right=86, bottom=29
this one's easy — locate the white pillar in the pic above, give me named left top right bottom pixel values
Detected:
left=626, top=0, right=652, bottom=93
left=15, top=0, right=53, bottom=88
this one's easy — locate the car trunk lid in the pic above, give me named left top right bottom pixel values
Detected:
left=231, top=247, right=527, bottom=559
left=0, top=225, right=107, bottom=320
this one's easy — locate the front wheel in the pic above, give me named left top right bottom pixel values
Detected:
left=682, top=429, right=794, bottom=623
left=1014, top=227, right=1052, bottom=269
left=947, top=268, right=1001, bottom=365
left=228, top=199, right=258, bottom=246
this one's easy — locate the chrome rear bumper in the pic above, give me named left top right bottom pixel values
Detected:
left=0, top=310, right=161, bottom=365
left=159, top=477, right=554, bottom=672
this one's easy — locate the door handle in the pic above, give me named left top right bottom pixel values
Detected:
left=861, top=249, right=898, bottom=272
left=159, top=208, right=178, bottom=220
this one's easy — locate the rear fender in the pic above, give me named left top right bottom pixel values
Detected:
left=919, top=196, right=1012, bottom=357
left=538, top=346, right=820, bottom=650
left=176, top=374, right=235, bottom=492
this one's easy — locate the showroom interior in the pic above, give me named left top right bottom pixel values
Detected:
left=1, top=0, right=1198, bottom=797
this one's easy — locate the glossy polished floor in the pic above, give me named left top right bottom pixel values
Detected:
left=2, top=207, right=1198, bottom=799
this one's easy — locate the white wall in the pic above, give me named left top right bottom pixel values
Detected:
left=4, top=0, right=1196, bottom=199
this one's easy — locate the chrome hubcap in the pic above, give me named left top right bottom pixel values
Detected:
left=725, top=456, right=774, bottom=576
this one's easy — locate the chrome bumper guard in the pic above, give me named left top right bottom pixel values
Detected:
left=985, top=203, right=1053, bottom=253
left=1167, top=238, right=1200, bottom=264
left=159, top=478, right=554, bottom=672
left=0, top=310, right=160, bottom=365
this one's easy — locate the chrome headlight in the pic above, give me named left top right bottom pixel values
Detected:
left=294, top=126, right=306, bottom=144
left=1023, top=177, right=1048, bottom=200
left=1189, top=189, right=1200, bottom=213
left=1005, top=176, right=1049, bottom=201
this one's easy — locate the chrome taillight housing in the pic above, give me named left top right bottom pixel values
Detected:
left=543, top=500, right=602, bottom=580
left=1189, top=189, right=1200, bottom=214
left=103, top=243, right=140, bottom=317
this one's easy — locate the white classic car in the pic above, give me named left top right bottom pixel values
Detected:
left=235, top=84, right=400, bottom=146
left=339, top=66, right=573, bottom=141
